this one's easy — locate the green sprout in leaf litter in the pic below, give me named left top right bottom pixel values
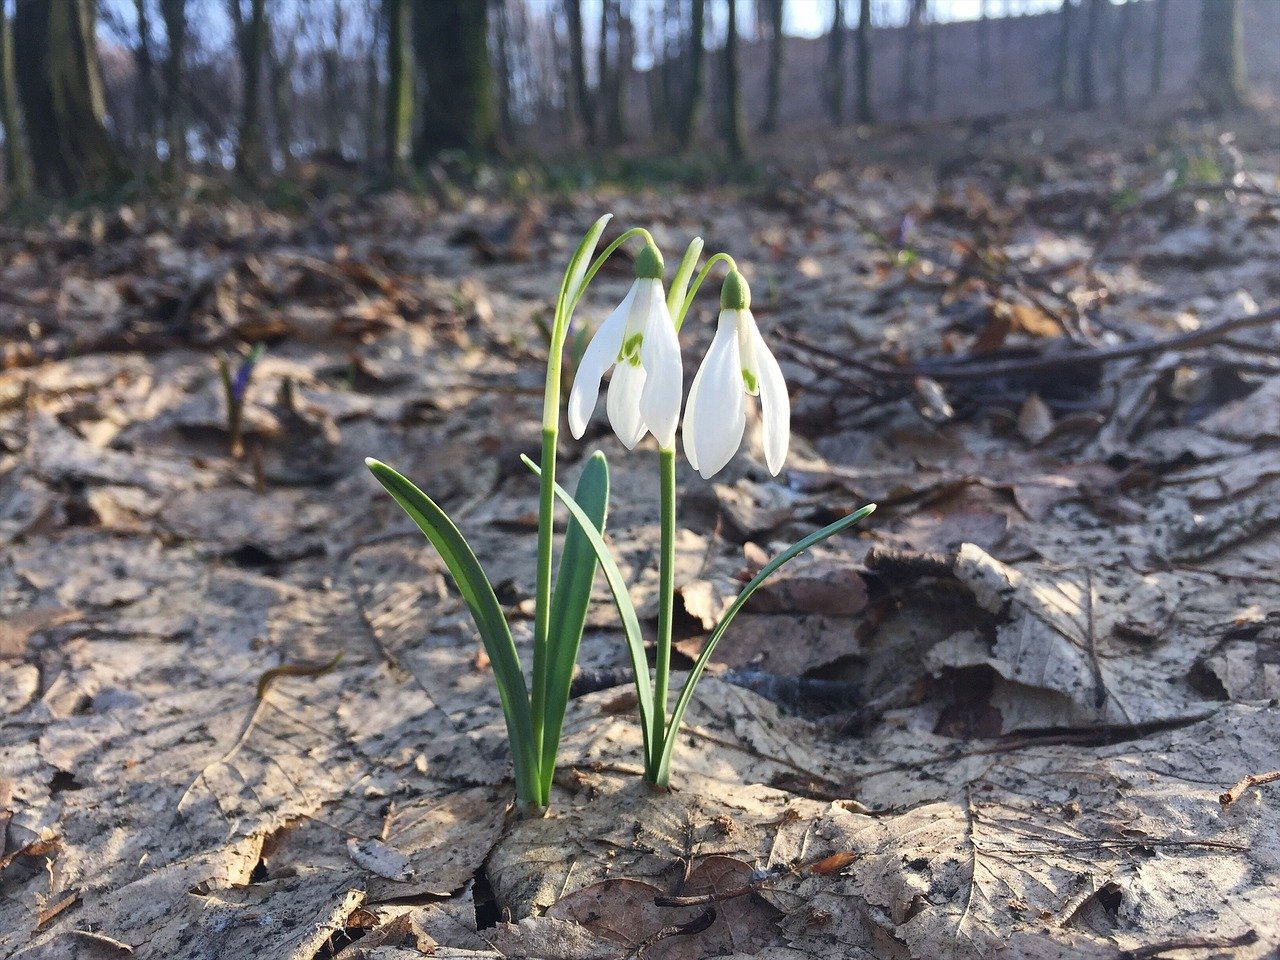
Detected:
left=218, top=342, right=265, bottom=458
left=367, top=216, right=875, bottom=813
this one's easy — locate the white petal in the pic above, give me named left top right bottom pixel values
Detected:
left=682, top=312, right=745, bottom=479
left=607, top=358, right=649, bottom=448
left=751, top=322, right=791, bottom=475
left=567, top=283, right=636, bottom=439
left=637, top=281, right=682, bottom=449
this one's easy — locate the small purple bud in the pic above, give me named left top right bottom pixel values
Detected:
left=231, top=344, right=265, bottom=402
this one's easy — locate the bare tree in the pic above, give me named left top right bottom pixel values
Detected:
left=268, top=9, right=299, bottom=173
left=1111, top=0, right=1132, bottom=112
left=230, top=0, right=267, bottom=176
left=132, top=0, right=156, bottom=163
left=674, top=0, right=705, bottom=151
left=758, top=0, right=784, bottom=134
left=0, top=0, right=28, bottom=194
left=721, top=0, right=744, bottom=160
left=900, top=0, right=925, bottom=119
left=823, top=0, right=846, bottom=125
left=565, top=0, right=594, bottom=145
left=978, top=0, right=992, bottom=80
left=384, top=0, right=411, bottom=171
left=1078, top=0, right=1102, bottom=111
left=1149, top=0, right=1168, bottom=97
left=1054, top=0, right=1073, bottom=109
left=160, top=0, right=188, bottom=173
left=854, top=0, right=872, bottom=123
left=925, top=6, right=939, bottom=114
left=1198, top=0, right=1245, bottom=113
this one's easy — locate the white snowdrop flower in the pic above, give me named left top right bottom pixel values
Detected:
left=567, top=243, right=682, bottom=450
left=683, top=270, right=790, bottom=479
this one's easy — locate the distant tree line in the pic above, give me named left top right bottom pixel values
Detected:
left=0, top=0, right=1254, bottom=198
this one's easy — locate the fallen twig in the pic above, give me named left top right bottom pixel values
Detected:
left=781, top=304, right=1280, bottom=384
left=1219, top=770, right=1280, bottom=807
left=1119, top=928, right=1258, bottom=960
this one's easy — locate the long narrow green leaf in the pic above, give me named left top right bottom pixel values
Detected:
left=653, top=504, right=877, bottom=786
left=538, top=452, right=609, bottom=801
left=365, top=458, right=541, bottom=808
left=520, top=454, right=655, bottom=767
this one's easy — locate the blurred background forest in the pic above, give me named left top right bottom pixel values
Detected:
left=1, top=0, right=1275, bottom=201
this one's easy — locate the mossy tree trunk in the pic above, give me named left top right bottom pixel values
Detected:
left=1198, top=0, right=1245, bottom=113
left=13, top=0, right=125, bottom=195
left=412, top=0, right=496, bottom=159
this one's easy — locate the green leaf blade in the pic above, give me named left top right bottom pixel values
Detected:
left=538, top=452, right=610, bottom=800
left=654, top=503, right=878, bottom=785
left=520, top=454, right=655, bottom=767
left=365, top=458, right=541, bottom=808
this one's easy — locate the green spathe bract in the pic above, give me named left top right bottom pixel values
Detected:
left=366, top=216, right=876, bottom=811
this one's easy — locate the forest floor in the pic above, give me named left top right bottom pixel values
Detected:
left=2, top=111, right=1280, bottom=960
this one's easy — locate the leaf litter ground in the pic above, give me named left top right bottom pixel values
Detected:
left=2, top=115, right=1280, bottom=959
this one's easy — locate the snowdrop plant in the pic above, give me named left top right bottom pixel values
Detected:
left=368, top=217, right=874, bottom=812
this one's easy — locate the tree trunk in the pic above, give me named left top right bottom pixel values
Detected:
left=0, top=1, right=28, bottom=194
left=13, top=0, right=125, bottom=195
left=823, top=0, right=845, bottom=126
left=413, top=0, right=497, bottom=158
left=1111, top=0, right=1131, bottom=112
left=132, top=0, right=156, bottom=163
left=268, top=17, right=297, bottom=173
left=900, top=0, right=924, bottom=119
left=1149, top=0, right=1168, bottom=96
left=978, top=0, right=991, bottom=80
left=854, top=0, right=872, bottom=122
left=1198, top=0, right=1245, bottom=113
left=1078, top=0, right=1102, bottom=111
left=321, top=1, right=345, bottom=155
left=925, top=15, right=938, bottom=115
left=232, top=0, right=267, bottom=177
left=565, top=0, right=594, bottom=146
left=758, top=0, right=784, bottom=134
left=492, top=0, right=515, bottom=144
left=721, top=0, right=744, bottom=161
left=674, top=0, right=704, bottom=151
left=160, top=0, right=187, bottom=174
left=1053, top=0, right=1072, bottom=109
left=365, top=7, right=381, bottom=165
left=604, top=1, right=629, bottom=145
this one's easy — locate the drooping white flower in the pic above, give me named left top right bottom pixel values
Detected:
left=567, top=243, right=682, bottom=449
left=683, top=271, right=789, bottom=479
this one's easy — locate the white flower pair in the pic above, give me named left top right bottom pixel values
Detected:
left=567, top=245, right=790, bottom=480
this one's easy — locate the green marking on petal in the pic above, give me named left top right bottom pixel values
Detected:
left=742, top=368, right=759, bottom=394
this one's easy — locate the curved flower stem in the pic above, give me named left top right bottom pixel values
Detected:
left=674, top=253, right=738, bottom=332
left=565, top=227, right=654, bottom=320
left=649, top=446, right=678, bottom=782
left=533, top=219, right=647, bottom=808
